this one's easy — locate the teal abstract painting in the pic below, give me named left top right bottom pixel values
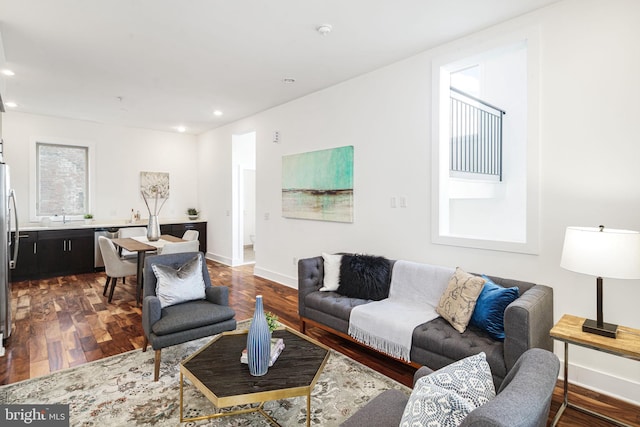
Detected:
left=282, top=146, right=354, bottom=222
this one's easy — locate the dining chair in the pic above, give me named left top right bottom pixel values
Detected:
left=160, top=239, right=199, bottom=255
left=182, top=229, right=199, bottom=241
left=98, top=236, right=138, bottom=303
left=118, top=227, right=148, bottom=259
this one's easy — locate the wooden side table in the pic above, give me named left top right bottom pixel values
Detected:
left=550, top=314, right=640, bottom=427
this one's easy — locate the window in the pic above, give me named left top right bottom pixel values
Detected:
left=450, top=66, right=505, bottom=181
left=431, top=29, right=540, bottom=254
left=36, top=142, right=89, bottom=217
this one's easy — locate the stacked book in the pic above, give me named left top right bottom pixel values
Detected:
left=240, top=337, right=285, bottom=367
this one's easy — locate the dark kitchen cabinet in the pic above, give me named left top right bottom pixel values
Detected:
left=37, top=229, right=94, bottom=277
left=10, top=231, right=38, bottom=282
left=15, top=221, right=207, bottom=281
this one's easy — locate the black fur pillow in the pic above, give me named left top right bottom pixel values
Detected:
left=337, top=254, right=391, bottom=300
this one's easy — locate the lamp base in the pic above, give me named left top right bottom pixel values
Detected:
left=582, top=318, right=618, bottom=338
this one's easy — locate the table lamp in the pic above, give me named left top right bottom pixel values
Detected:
left=560, top=225, right=640, bottom=338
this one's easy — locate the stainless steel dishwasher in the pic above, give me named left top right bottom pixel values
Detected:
left=94, top=227, right=120, bottom=268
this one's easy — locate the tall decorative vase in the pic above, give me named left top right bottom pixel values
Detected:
left=247, top=295, right=271, bottom=376
left=147, top=215, right=160, bottom=241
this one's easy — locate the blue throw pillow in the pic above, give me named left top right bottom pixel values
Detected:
left=470, top=275, right=519, bottom=340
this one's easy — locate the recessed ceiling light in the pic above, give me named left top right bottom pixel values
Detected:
left=175, top=126, right=186, bottom=133
left=1, top=69, right=15, bottom=76
left=282, top=78, right=296, bottom=84
left=316, top=24, right=332, bottom=35
left=4, top=102, right=17, bottom=108
left=213, top=110, right=223, bottom=116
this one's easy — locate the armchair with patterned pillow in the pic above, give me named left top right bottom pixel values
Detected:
left=341, top=348, right=560, bottom=427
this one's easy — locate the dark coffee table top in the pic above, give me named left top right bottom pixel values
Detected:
left=180, top=327, right=330, bottom=408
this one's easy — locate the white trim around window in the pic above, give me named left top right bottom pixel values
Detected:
left=29, top=136, right=96, bottom=222
left=431, top=26, right=540, bottom=255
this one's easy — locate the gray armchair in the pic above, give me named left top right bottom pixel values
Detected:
left=141, top=252, right=236, bottom=381
left=341, top=348, right=560, bottom=427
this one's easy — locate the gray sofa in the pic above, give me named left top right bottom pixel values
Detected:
left=340, top=348, right=560, bottom=427
left=298, top=255, right=554, bottom=388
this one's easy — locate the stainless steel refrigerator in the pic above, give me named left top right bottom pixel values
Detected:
left=0, top=161, right=19, bottom=341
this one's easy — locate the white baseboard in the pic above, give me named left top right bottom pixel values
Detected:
left=253, top=266, right=297, bottom=289
left=205, top=252, right=257, bottom=267
left=560, top=358, right=640, bottom=406
left=205, top=252, right=232, bottom=266
left=205, top=255, right=296, bottom=287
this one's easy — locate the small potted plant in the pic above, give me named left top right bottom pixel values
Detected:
left=187, top=208, right=199, bottom=220
left=84, top=213, right=94, bottom=224
left=265, top=311, right=279, bottom=333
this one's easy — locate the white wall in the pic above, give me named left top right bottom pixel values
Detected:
left=3, top=112, right=199, bottom=224
left=197, top=0, right=640, bottom=403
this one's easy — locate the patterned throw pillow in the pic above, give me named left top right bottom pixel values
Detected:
left=399, top=382, right=474, bottom=427
left=422, top=352, right=496, bottom=408
left=436, top=268, right=486, bottom=333
left=400, top=352, right=495, bottom=427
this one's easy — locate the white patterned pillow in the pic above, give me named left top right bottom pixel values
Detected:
left=399, top=382, right=474, bottom=427
left=423, top=352, right=496, bottom=408
left=399, top=352, right=495, bottom=427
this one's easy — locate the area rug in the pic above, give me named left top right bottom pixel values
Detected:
left=0, top=320, right=409, bottom=426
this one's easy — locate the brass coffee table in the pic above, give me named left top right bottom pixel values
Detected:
left=179, top=326, right=330, bottom=426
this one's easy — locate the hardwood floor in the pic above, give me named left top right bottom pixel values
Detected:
left=2, top=261, right=639, bottom=426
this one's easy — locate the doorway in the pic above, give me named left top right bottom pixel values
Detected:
left=232, top=131, right=256, bottom=265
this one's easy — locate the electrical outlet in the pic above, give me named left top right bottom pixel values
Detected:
left=399, top=196, right=407, bottom=208
left=390, top=197, right=397, bottom=208
left=264, top=212, right=270, bottom=220
left=293, top=257, right=298, bottom=265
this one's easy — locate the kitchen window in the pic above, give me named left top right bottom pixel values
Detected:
left=35, top=141, right=91, bottom=219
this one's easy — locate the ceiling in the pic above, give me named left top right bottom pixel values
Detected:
left=0, top=0, right=560, bottom=135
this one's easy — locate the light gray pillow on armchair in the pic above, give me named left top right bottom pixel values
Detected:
left=151, top=254, right=206, bottom=308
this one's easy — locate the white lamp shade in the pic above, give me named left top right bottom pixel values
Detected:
left=561, top=226, right=640, bottom=279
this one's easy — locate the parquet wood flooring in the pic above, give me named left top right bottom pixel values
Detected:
left=1, top=260, right=638, bottom=426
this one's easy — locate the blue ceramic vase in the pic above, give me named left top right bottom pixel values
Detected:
left=247, top=295, right=271, bottom=376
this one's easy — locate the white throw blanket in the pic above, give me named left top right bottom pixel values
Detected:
left=348, top=260, right=454, bottom=361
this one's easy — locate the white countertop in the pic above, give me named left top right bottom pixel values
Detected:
left=20, top=218, right=206, bottom=232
